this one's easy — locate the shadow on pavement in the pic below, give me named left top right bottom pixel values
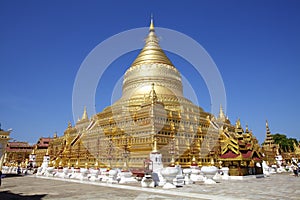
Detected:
left=2, top=174, right=24, bottom=179
left=0, top=190, right=47, bottom=200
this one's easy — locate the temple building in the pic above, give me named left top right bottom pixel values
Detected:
left=261, top=121, right=278, bottom=165
left=219, top=120, right=263, bottom=175
left=2, top=137, right=51, bottom=168
left=31, top=137, right=52, bottom=167
left=261, top=121, right=300, bottom=165
left=292, top=142, right=300, bottom=160
left=47, top=19, right=264, bottom=175
left=5, top=141, right=33, bottom=167
left=0, top=126, right=11, bottom=170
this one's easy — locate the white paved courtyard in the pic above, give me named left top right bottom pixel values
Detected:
left=0, top=173, right=299, bottom=200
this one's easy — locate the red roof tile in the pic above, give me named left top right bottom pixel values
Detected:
left=242, top=150, right=252, bottom=158
left=7, top=142, right=31, bottom=147
left=220, top=151, right=239, bottom=159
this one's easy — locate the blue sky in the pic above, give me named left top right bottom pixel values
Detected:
left=0, top=0, right=299, bottom=144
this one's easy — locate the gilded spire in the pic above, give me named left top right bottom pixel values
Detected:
left=68, top=121, right=72, bottom=128
left=81, top=106, right=88, bottom=120
left=130, top=17, right=173, bottom=66
left=266, top=120, right=271, bottom=136
left=219, top=104, right=225, bottom=119
left=263, top=120, right=275, bottom=146
left=149, top=14, right=154, bottom=31
left=245, top=124, right=249, bottom=133
left=235, top=118, right=241, bottom=129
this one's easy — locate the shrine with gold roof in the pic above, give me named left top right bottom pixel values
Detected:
left=22, top=19, right=271, bottom=176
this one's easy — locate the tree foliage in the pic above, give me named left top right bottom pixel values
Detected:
left=272, top=133, right=298, bottom=152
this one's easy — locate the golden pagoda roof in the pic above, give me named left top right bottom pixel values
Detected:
left=263, top=120, right=275, bottom=145
left=130, top=18, right=173, bottom=67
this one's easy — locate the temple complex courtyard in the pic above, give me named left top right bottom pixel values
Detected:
left=0, top=173, right=299, bottom=200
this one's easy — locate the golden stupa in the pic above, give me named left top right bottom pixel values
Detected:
left=47, top=19, right=263, bottom=174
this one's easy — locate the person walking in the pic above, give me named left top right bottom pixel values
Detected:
left=292, top=163, right=299, bottom=177
left=0, top=170, right=2, bottom=186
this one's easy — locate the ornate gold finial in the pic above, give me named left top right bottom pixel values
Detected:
left=191, top=155, right=197, bottom=166
left=54, top=132, right=57, bottom=138
left=266, top=120, right=269, bottom=128
left=68, top=121, right=72, bottom=128
left=170, top=155, right=175, bottom=167
left=225, top=127, right=228, bottom=132
left=219, top=160, right=223, bottom=168
left=149, top=14, right=154, bottom=31
left=198, top=126, right=202, bottom=133
left=82, top=106, right=88, bottom=120
left=171, top=122, right=176, bottom=132
left=45, top=148, right=49, bottom=156
left=94, top=160, right=99, bottom=168
left=75, top=159, right=79, bottom=168
left=152, top=136, right=159, bottom=153
left=219, top=104, right=225, bottom=119
left=206, top=115, right=210, bottom=122
left=59, top=159, right=63, bottom=167
left=265, top=120, right=271, bottom=134
left=236, top=118, right=241, bottom=129
left=198, top=160, right=202, bottom=167
left=210, top=157, right=215, bottom=166
left=245, top=124, right=249, bottom=133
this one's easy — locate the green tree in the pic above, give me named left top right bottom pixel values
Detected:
left=272, top=133, right=298, bottom=152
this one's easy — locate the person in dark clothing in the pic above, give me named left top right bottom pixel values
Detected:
left=17, top=167, right=21, bottom=175
left=294, top=165, right=299, bottom=177
left=292, top=162, right=299, bottom=177
left=0, top=170, right=2, bottom=186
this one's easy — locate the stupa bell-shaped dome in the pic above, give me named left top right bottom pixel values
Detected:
left=122, top=18, right=183, bottom=99
left=131, top=19, right=173, bottom=66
